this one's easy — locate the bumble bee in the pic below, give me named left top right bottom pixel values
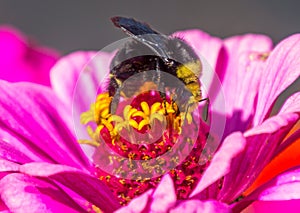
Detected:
left=109, top=16, right=204, bottom=115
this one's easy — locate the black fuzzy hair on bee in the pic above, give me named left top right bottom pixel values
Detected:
left=109, top=16, right=203, bottom=114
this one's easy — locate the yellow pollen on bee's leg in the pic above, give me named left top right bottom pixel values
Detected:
left=176, top=61, right=201, bottom=82
left=174, top=116, right=182, bottom=134
left=181, top=111, right=193, bottom=125
left=186, top=113, right=193, bottom=124
left=163, top=102, right=176, bottom=114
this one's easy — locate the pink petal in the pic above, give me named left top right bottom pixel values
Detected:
left=233, top=166, right=300, bottom=212
left=20, top=162, right=120, bottom=212
left=0, top=200, right=9, bottom=212
left=216, top=34, right=273, bottom=134
left=223, top=58, right=266, bottom=136
left=150, top=175, right=177, bottom=212
left=116, top=175, right=177, bottom=213
left=169, top=200, right=230, bottom=213
left=50, top=51, right=113, bottom=141
left=244, top=113, right=299, bottom=137
left=253, top=34, right=300, bottom=125
left=0, top=159, right=19, bottom=172
left=190, top=132, right=247, bottom=198
left=115, top=189, right=154, bottom=213
left=0, top=25, right=59, bottom=86
left=0, top=173, right=85, bottom=213
left=50, top=51, right=97, bottom=110
left=244, top=200, right=300, bottom=213
left=0, top=139, right=32, bottom=164
left=218, top=113, right=299, bottom=202
left=19, top=162, right=83, bottom=176
left=0, top=81, right=90, bottom=170
left=245, top=91, right=300, bottom=137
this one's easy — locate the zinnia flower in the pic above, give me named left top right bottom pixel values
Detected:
left=0, top=25, right=299, bottom=213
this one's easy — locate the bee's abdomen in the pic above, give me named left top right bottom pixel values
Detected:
left=110, top=55, right=163, bottom=97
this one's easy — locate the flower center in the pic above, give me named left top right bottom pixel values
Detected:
left=80, top=90, right=210, bottom=205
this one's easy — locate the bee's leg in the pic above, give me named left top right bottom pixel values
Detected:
left=154, top=58, right=168, bottom=115
left=159, top=91, right=168, bottom=115
left=199, top=98, right=210, bottom=121
left=174, top=87, right=188, bottom=116
left=183, top=97, right=210, bottom=123
left=108, top=77, right=120, bottom=114
left=183, top=102, right=191, bottom=123
left=110, top=88, right=121, bottom=115
left=170, top=93, right=179, bottom=115
left=155, top=77, right=168, bottom=115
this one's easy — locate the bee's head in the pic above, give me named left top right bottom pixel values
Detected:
left=164, top=36, right=201, bottom=76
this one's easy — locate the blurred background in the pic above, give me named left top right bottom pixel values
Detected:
left=1, top=0, right=299, bottom=53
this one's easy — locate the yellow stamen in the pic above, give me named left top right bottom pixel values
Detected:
left=141, top=101, right=150, bottom=116
left=80, top=104, right=96, bottom=125
left=123, top=105, right=132, bottom=120
left=102, top=119, right=114, bottom=132
left=101, top=108, right=110, bottom=119
left=151, top=102, right=162, bottom=114
left=127, top=108, right=138, bottom=120
left=110, top=115, right=124, bottom=123
left=138, top=119, right=150, bottom=130
left=78, top=139, right=100, bottom=147
left=97, top=92, right=110, bottom=99
left=132, top=111, right=147, bottom=119
left=79, top=91, right=187, bottom=150
left=115, top=122, right=128, bottom=132
left=96, top=101, right=110, bottom=114
left=150, top=113, right=165, bottom=123
left=129, top=119, right=139, bottom=129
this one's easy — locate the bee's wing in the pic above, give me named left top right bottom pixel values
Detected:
left=111, top=16, right=170, bottom=59
left=111, top=16, right=159, bottom=36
